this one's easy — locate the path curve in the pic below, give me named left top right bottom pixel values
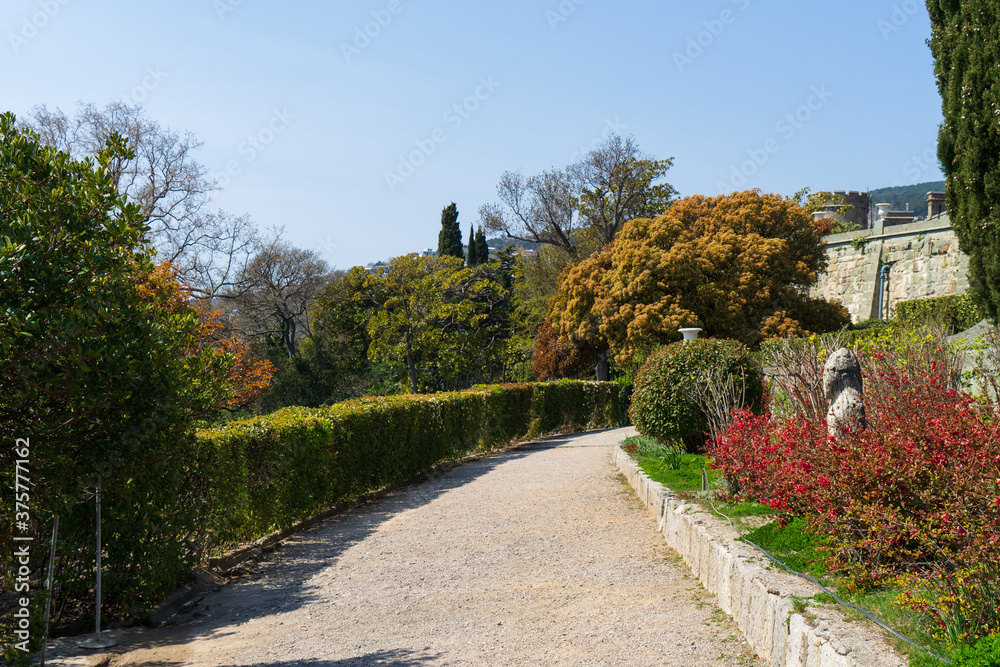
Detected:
left=108, top=428, right=759, bottom=666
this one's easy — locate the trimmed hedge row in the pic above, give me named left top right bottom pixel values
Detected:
left=894, top=293, right=984, bottom=333
left=196, top=381, right=631, bottom=552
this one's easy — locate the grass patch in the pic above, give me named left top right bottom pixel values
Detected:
left=739, top=516, right=830, bottom=578
left=623, top=434, right=722, bottom=492
left=639, top=454, right=719, bottom=492
left=720, top=500, right=779, bottom=519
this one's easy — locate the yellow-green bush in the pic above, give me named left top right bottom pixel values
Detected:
left=894, top=294, right=985, bottom=334
left=196, top=381, right=630, bottom=551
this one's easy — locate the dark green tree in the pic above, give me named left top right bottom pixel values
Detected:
left=0, top=112, right=238, bottom=641
left=467, top=222, right=478, bottom=266
left=437, top=202, right=463, bottom=260
left=928, top=1, right=1000, bottom=319
left=474, top=227, right=489, bottom=265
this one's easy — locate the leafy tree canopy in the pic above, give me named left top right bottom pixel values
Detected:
left=352, top=253, right=516, bottom=393
left=0, top=109, right=239, bottom=518
left=480, top=134, right=675, bottom=258
left=547, top=190, right=850, bottom=366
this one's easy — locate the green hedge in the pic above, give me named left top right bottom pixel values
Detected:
left=196, top=381, right=631, bottom=552
left=1, top=380, right=629, bottom=658
left=894, top=293, right=985, bottom=334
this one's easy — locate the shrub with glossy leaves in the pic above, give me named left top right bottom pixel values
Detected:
left=630, top=339, right=763, bottom=452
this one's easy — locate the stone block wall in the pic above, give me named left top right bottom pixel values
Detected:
left=810, top=213, right=969, bottom=322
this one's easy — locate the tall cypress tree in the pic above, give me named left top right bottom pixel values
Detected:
left=437, top=203, right=463, bottom=260
left=475, top=227, right=489, bottom=265
left=467, top=222, right=478, bottom=266
left=928, top=1, right=1000, bottom=318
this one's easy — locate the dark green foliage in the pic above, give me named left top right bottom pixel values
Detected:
left=954, top=633, right=1000, bottom=666
left=437, top=202, right=463, bottom=260
left=851, top=318, right=898, bottom=333
left=867, top=181, right=946, bottom=219
left=927, top=1, right=1000, bottom=320
left=254, top=267, right=407, bottom=412
left=894, top=294, right=985, bottom=334
left=629, top=339, right=763, bottom=452
left=0, top=113, right=234, bottom=646
left=466, top=222, right=478, bottom=266
left=466, top=225, right=489, bottom=268
left=197, top=381, right=631, bottom=548
left=474, top=227, right=489, bottom=265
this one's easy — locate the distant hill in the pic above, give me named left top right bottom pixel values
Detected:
left=868, top=181, right=945, bottom=219
left=486, top=236, right=542, bottom=252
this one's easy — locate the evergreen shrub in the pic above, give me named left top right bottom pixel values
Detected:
left=894, top=294, right=985, bottom=334
left=197, top=381, right=630, bottom=550
left=629, top=339, right=763, bottom=452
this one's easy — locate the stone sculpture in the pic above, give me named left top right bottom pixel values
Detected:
left=823, top=348, right=866, bottom=438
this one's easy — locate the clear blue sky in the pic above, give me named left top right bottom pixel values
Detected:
left=5, top=0, right=944, bottom=269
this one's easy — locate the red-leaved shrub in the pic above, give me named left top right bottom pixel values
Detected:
left=709, top=356, right=1000, bottom=640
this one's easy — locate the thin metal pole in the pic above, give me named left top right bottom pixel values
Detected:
left=95, top=487, right=102, bottom=641
left=39, top=515, right=59, bottom=667
left=79, top=487, right=115, bottom=649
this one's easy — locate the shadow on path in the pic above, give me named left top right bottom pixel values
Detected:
left=123, top=648, right=448, bottom=667
left=161, top=429, right=630, bottom=641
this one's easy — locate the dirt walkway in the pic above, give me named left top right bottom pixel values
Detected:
left=105, top=428, right=760, bottom=666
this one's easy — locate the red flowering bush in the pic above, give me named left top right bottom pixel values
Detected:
left=709, top=353, right=1000, bottom=641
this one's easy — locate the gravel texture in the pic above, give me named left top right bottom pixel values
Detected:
left=105, top=427, right=760, bottom=666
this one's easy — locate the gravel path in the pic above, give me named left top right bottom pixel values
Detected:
left=108, top=428, right=760, bottom=666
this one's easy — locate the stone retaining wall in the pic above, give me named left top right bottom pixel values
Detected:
left=811, top=213, right=968, bottom=322
left=614, top=447, right=907, bottom=667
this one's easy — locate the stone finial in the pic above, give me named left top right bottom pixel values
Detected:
left=823, top=348, right=866, bottom=438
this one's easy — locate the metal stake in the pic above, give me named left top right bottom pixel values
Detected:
left=39, top=515, right=59, bottom=667
left=79, top=487, right=116, bottom=649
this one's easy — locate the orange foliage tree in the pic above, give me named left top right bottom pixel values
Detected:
left=547, top=190, right=850, bottom=366
left=143, top=262, right=276, bottom=411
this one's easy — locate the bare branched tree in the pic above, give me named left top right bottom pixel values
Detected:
left=229, top=241, right=333, bottom=358
left=573, top=134, right=677, bottom=244
left=479, top=134, right=676, bottom=257
left=685, top=367, right=749, bottom=443
left=22, top=101, right=272, bottom=298
left=479, top=168, right=582, bottom=259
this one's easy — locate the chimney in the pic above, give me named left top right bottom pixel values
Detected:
left=928, top=192, right=946, bottom=218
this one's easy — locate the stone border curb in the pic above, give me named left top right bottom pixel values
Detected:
left=614, top=446, right=907, bottom=667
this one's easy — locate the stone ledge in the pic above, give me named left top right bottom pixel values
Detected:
left=614, top=446, right=907, bottom=667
